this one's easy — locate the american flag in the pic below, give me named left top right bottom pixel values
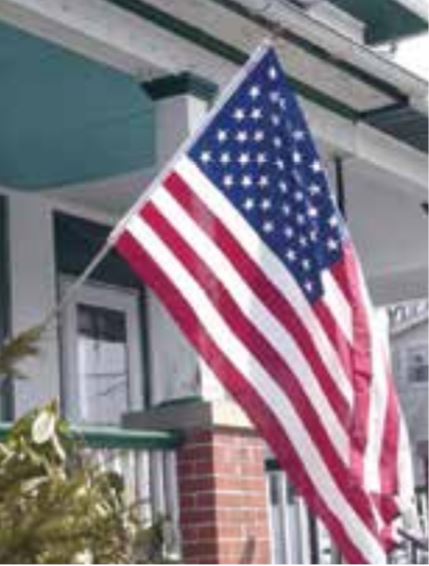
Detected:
left=114, top=45, right=414, bottom=563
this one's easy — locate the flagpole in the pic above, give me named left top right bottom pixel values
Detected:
left=37, top=40, right=273, bottom=332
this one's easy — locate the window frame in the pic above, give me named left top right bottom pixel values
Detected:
left=406, top=343, right=429, bottom=385
left=60, top=277, right=144, bottom=425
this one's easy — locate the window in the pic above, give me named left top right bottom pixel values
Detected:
left=60, top=279, right=144, bottom=425
left=407, top=345, right=428, bottom=384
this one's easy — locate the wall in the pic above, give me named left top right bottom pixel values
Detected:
left=391, top=320, right=428, bottom=485
left=2, top=188, right=60, bottom=417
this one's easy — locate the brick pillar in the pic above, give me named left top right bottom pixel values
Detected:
left=178, top=428, right=271, bottom=564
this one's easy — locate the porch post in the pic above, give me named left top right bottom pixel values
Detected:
left=124, top=400, right=272, bottom=564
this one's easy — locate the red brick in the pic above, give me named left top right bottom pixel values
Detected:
left=179, top=475, right=215, bottom=493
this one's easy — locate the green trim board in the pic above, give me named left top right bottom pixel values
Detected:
left=328, top=0, right=428, bottom=44
left=144, top=72, right=218, bottom=102
left=0, top=196, right=13, bottom=421
left=0, top=421, right=182, bottom=449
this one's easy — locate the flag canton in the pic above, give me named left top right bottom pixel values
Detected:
left=188, top=48, right=347, bottom=303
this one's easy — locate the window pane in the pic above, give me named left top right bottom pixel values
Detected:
left=77, top=303, right=129, bottom=424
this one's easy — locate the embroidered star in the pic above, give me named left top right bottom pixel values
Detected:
left=220, top=152, right=231, bottom=165
left=243, top=197, right=255, bottom=211
left=250, top=107, right=262, bottom=121
left=217, top=129, right=228, bottom=142
left=233, top=108, right=245, bottom=121
left=268, top=66, right=278, bottom=80
left=238, top=153, right=250, bottom=166
left=223, top=174, right=234, bottom=188
left=261, top=198, right=271, bottom=211
left=263, top=221, right=275, bottom=233
left=200, top=151, right=211, bottom=163
left=241, top=175, right=252, bottom=188
left=311, top=159, right=322, bottom=173
left=236, top=130, right=248, bottom=143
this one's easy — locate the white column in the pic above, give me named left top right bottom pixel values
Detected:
left=147, top=92, right=228, bottom=405
left=8, top=191, right=60, bottom=416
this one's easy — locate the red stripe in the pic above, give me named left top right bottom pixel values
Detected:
left=313, top=301, right=354, bottom=386
left=115, top=229, right=379, bottom=564
left=332, top=245, right=372, bottom=484
left=163, top=171, right=351, bottom=424
left=379, top=357, right=400, bottom=498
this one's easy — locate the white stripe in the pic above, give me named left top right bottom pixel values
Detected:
left=152, top=186, right=349, bottom=462
left=175, top=155, right=353, bottom=406
left=355, top=264, right=389, bottom=496
left=321, top=271, right=353, bottom=344
left=126, top=215, right=385, bottom=563
left=364, top=314, right=389, bottom=494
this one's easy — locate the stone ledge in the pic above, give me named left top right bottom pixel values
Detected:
left=123, top=399, right=254, bottom=434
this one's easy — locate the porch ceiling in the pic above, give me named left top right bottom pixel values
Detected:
left=0, top=21, right=156, bottom=190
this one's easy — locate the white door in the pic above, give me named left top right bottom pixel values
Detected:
left=60, top=278, right=143, bottom=425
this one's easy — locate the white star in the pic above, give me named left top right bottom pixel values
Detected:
left=304, top=280, right=314, bottom=293
left=294, top=191, right=304, bottom=202
left=302, top=258, right=311, bottom=271
left=286, top=249, right=296, bottom=262
left=236, top=130, right=248, bottom=143
left=268, top=66, right=278, bottom=80
left=269, top=91, right=280, bottom=103
left=296, top=213, right=306, bottom=225
left=309, top=183, right=321, bottom=196
left=327, top=238, right=339, bottom=251
left=249, top=85, right=261, bottom=99
left=282, top=204, right=290, bottom=216
left=328, top=215, right=339, bottom=227
left=279, top=181, right=288, bottom=193
left=200, top=151, right=211, bottom=163
left=271, top=114, right=281, bottom=127
left=223, top=174, right=234, bottom=188
left=220, top=152, right=231, bottom=165
left=254, top=130, right=264, bottom=142
left=307, top=206, right=318, bottom=218
left=233, top=108, right=245, bottom=121
left=310, top=229, right=318, bottom=242
left=299, top=236, right=308, bottom=248
left=238, top=152, right=250, bottom=166
left=263, top=221, right=275, bottom=233
left=292, top=130, right=305, bottom=141
left=275, top=158, right=285, bottom=171
left=261, top=198, right=271, bottom=211
left=243, top=198, right=255, bottom=211
left=250, top=107, right=263, bottom=120
left=273, top=136, right=282, bottom=148
left=256, top=152, right=267, bottom=165
left=311, top=159, right=322, bottom=173
left=292, top=151, right=302, bottom=164
left=279, top=97, right=287, bottom=110
left=258, top=175, right=269, bottom=188
left=241, top=175, right=252, bottom=188
left=284, top=226, right=294, bottom=239
left=217, top=129, right=228, bottom=142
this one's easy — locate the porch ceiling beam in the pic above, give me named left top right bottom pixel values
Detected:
left=0, top=0, right=426, bottom=194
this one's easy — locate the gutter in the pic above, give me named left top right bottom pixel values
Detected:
left=217, top=0, right=428, bottom=112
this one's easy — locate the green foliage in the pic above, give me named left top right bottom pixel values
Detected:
left=0, top=402, right=167, bottom=564
left=0, top=325, right=44, bottom=380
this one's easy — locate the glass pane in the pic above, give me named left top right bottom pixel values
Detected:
left=77, top=303, right=129, bottom=424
